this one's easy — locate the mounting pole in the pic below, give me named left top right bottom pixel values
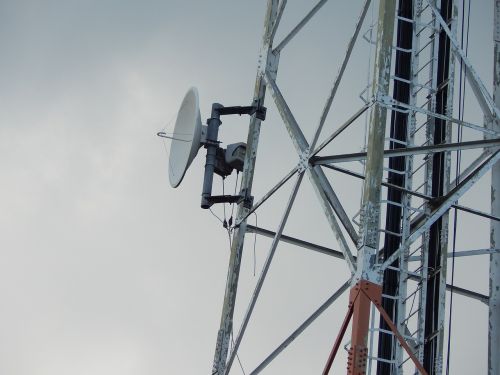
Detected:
left=210, top=1, right=280, bottom=374
left=489, top=2, right=500, bottom=374
left=201, top=104, right=223, bottom=209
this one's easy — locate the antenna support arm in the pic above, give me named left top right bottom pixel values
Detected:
left=215, top=104, right=267, bottom=120
left=201, top=101, right=265, bottom=209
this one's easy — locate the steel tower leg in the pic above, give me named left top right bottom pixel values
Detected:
left=350, top=0, right=397, bottom=372
left=489, top=2, right=500, bottom=374
left=356, top=0, right=396, bottom=282
left=210, top=1, right=280, bottom=374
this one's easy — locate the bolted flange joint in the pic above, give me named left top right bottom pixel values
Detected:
left=297, top=148, right=310, bottom=173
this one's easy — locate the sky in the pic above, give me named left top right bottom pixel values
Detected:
left=0, top=1, right=495, bottom=374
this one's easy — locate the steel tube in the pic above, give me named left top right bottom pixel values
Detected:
left=264, top=72, right=357, bottom=273
left=426, top=0, right=500, bottom=122
left=211, top=2, right=280, bottom=373
left=246, top=224, right=344, bottom=259
left=309, top=0, right=372, bottom=151
left=489, top=2, right=500, bottom=373
left=312, top=104, right=371, bottom=157
left=224, top=173, right=304, bottom=374
left=313, top=138, right=500, bottom=165
left=272, top=0, right=329, bottom=53
left=380, top=150, right=500, bottom=271
left=236, top=167, right=297, bottom=225
left=201, top=105, right=222, bottom=208
left=356, top=0, right=397, bottom=282
left=246, top=224, right=489, bottom=303
left=250, top=280, right=351, bottom=374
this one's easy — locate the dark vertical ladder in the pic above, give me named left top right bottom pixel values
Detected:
left=377, top=1, right=413, bottom=374
left=423, top=0, right=452, bottom=373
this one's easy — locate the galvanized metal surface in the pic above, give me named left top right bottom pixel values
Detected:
left=427, top=0, right=500, bottom=123
left=313, top=138, right=500, bottom=165
left=272, top=0, right=329, bottom=54
left=377, top=94, right=499, bottom=136
left=211, top=2, right=280, bottom=373
left=246, top=224, right=344, bottom=259
left=309, top=0, right=372, bottom=151
left=236, top=167, right=298, bottom=226
left=263, top=71, right=357, bottom=274
left=356, top=0, right=396, bottom=283
left=324, top=164, right=500, bottom=222
left=224, top=172, right=304, bottom=374
left=489, top=2, right=500, bottom=373
left=381, top=150, right=500, bottom=272
left=249, top=280, right=351, bottom=375
left=312, top=104, right=371, bottom=156
left=245, top=224, right=488, bottom=304
left=438, top=4, right=457, bottom=371
left=205, top=1, right=498, bottom=373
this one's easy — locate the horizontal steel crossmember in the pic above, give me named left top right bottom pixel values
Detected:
left=380, top=150, right=500, bottom=272
left=322, top=164, right=500, bottom=222
left=245, top=224, right=489, bottom=304
left=312, top=138, right=500, bottom=165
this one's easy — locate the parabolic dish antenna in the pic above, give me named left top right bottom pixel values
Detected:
left=168, top=87, right=203, bottom=188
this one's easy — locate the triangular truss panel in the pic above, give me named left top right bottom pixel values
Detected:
left=208, top=1, right=500, bottom=374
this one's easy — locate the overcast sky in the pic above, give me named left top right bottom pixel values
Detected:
left=0, top=1, right=495, bottom=374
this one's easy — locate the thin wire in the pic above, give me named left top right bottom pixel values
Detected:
left=161, top=137, right=169, bottom=157
left=222, top=177, right=228, bottom=227
left=231, top=333, right=247, bottom=375
left=159, top=111, right=181, bottom=158
left=208, top=177, right=246, bottom=374
left=408, top=287, right=418, bottom=322
left=253, top=212, right=258, bottom=277
left=209, top=207, right=225, bottom=226
left=446, top=1, right=470, bottom=373
left=161, top=111, right=178, bottom=133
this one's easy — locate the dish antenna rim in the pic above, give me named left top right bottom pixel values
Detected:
left=168, top=87, right=204, bottom=188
